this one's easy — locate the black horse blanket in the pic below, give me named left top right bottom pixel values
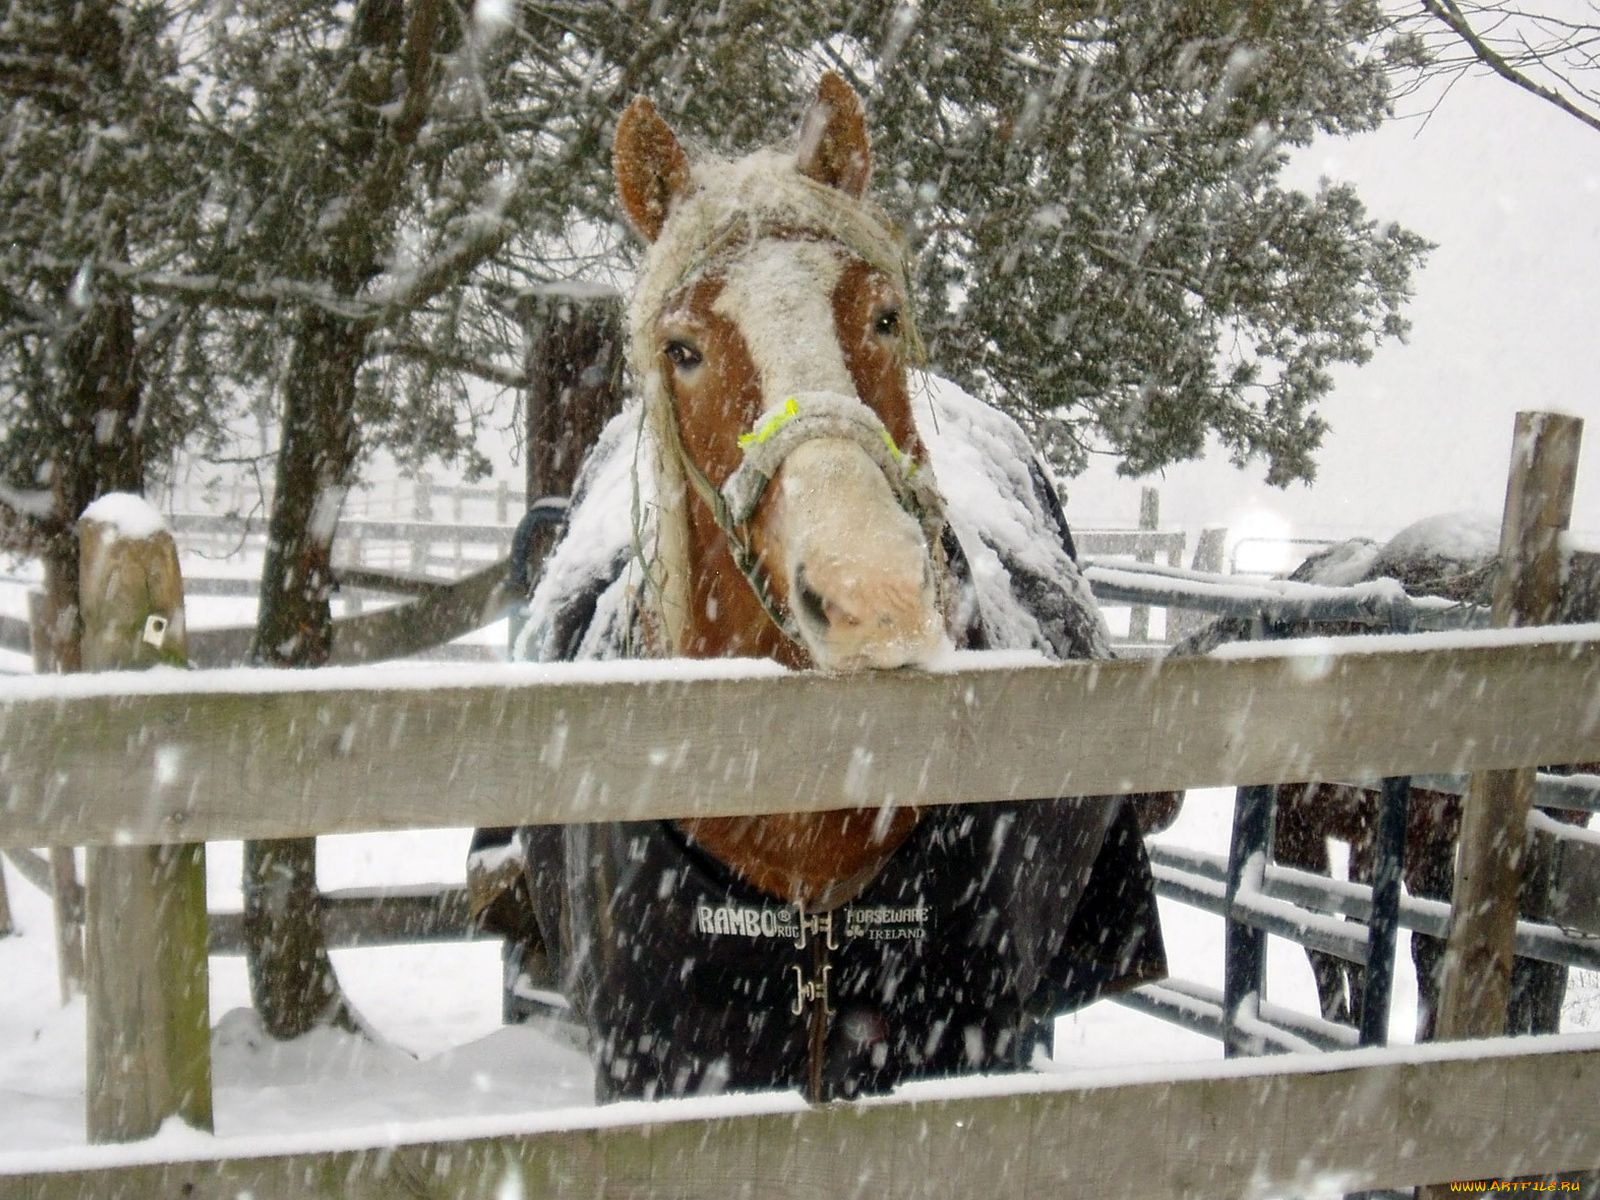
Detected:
left=487, top=380, right=1167, bottom=1101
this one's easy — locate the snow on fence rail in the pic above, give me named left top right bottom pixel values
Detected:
left=6, top=1032, right=1600, bottom=1199
left=2, top=628, right=1598, bottom=847
left=3, top=629, right=1599, bottom=1195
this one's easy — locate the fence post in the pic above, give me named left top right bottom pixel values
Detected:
left=478, top=285, right=624, bottom=983
left=1358, top=775, right=1411, bottom=1048
left=1222, top=783, right=1274, bottom=1056
left=78, top=501, right=213, bottom=1142
left=1433, top=412, right=1583, bottom=1045
left=1167, top=526, right=1228, bottom=645
left=48, top=849, right=84, bottom=1004
left=411, top=475, right=433, bottom=574
left=0, top=857, right=11, bottom=938
left=513, top=284, right=624, bottom=608
left=27, top=591, right=88, bottom=998
left=1126, top=487, right=1159, bottom=643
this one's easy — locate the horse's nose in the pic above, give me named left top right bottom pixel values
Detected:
left=789, top=551, right=941, bottom=670
left=770, top=437, right=944, bottom=671
left=794, top=560, right=929, bottom=635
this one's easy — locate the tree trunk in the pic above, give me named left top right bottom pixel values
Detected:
left=244, top=310, right=365, bottom=1039
left=241, top=0, right=446, bottom=1041
left=35, top=290, right=146, bottom=673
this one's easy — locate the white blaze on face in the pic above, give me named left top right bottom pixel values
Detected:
left=715, top=239, right=942, bottom=671
left=713, top=240, right=856, bottom=400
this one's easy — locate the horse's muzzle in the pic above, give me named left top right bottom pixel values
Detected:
left=769, top=438, right=945, bottom=671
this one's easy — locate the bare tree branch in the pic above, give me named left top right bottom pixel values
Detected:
left=1419, top=0, right=1600, bottom=135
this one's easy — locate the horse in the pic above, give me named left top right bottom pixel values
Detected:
left=493, top=74, right=1170, bottom=1104
left=1176, top=514, right=1597, bottom=1039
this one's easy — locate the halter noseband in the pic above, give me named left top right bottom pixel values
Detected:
left=658, top=387, right=949, bottom=650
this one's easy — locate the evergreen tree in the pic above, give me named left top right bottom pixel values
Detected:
left=0, top=0, right=219, bottom=667
left=854, top=0, right=1432, bottom=484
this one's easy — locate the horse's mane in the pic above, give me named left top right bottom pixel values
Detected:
left=626, top=149, right=922, bottom=656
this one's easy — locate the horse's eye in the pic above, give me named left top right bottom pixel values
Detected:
left=874, top=308, right=901, bottom=337
left=665, top=340, right=703, bottom=370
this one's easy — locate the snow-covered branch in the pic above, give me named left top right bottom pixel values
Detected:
left=367, top=335, right=529, bottom=388
left=25, top=255, right=377, bottom=320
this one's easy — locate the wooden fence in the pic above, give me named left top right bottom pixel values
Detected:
left=2, top=627, right=1600, bottom=1195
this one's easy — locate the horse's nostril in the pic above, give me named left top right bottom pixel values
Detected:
left=794, top=565, right=829, bottom=631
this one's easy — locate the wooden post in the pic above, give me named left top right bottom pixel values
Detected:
left=1433, top=412, right=1584, bottom=1043
left=0, top=856, right=12, bottom=938
left=507, top=285, right=624, bottom=653
left=49, top=849, right=85, bottom=1004
left=409, top=475, right=432, bottom=575
left=27, top=591, right=88, bottom=997
left=483, top=285, right=624, bottom=971
left=1167, top=525, right=1228, bottom=645
left=1191, top=525, right=1227, bottom=576
left=78, top=498, right=213, bottom=1142
left=1127, top=487, right=1159, bottom=644
left=520, top=284, right=624, bottom=548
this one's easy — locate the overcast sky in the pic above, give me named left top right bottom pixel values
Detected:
left=1067, top=70, right=1600, bottom=564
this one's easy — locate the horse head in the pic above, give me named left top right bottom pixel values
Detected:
left=613, top=74, right=955, bottom=906
left=615, top=73, right=952, bottom=675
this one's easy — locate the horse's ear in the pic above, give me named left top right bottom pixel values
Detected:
left=614, top=96, right=692, bottom=243
left=796, top=72, right=871, bottom=198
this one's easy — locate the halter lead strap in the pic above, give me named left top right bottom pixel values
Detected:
left=657, top=391, right=803, bottom=644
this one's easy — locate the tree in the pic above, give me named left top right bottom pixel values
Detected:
left=421, top=0, right=1428, bottom=487
left=0, top=0, right=220, bottom=669
left=186, top=0, right=709, bottom=1039
left=1403, top=1, right=1600, bottom=136
left=846, top=0, right=1432, bottom=485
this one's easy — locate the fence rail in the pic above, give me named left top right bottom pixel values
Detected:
left=5, top=1033, right=1598, bottom=1199
left=2, top=627, right=1598, bottom=849
left=0, top=508, right=1195, bottom=666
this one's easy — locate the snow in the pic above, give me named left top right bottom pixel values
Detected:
left=0, top=482, right=53, bottom=520
left=78, top=492, right=168, bottom=540
left=1084, top=561, right=1430, bottom=614
left=0, top=786, right=1298, bottom=1159
left=1530, top=809, right=1600, bottom=850
left=0, top=652, right=790, bottom=705
left=1208, top=619, right=1600, bottom=660
left=1380, top=510, right=1499, bottom=567
left=917, top=375, right=1109, bottom=657
left=471, top=0, right=514, bottom=37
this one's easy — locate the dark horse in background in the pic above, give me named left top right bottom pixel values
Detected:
left=1176, top=515, right=1599, bottom=1040
left=477, top=75, right=1171, bottom=1104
